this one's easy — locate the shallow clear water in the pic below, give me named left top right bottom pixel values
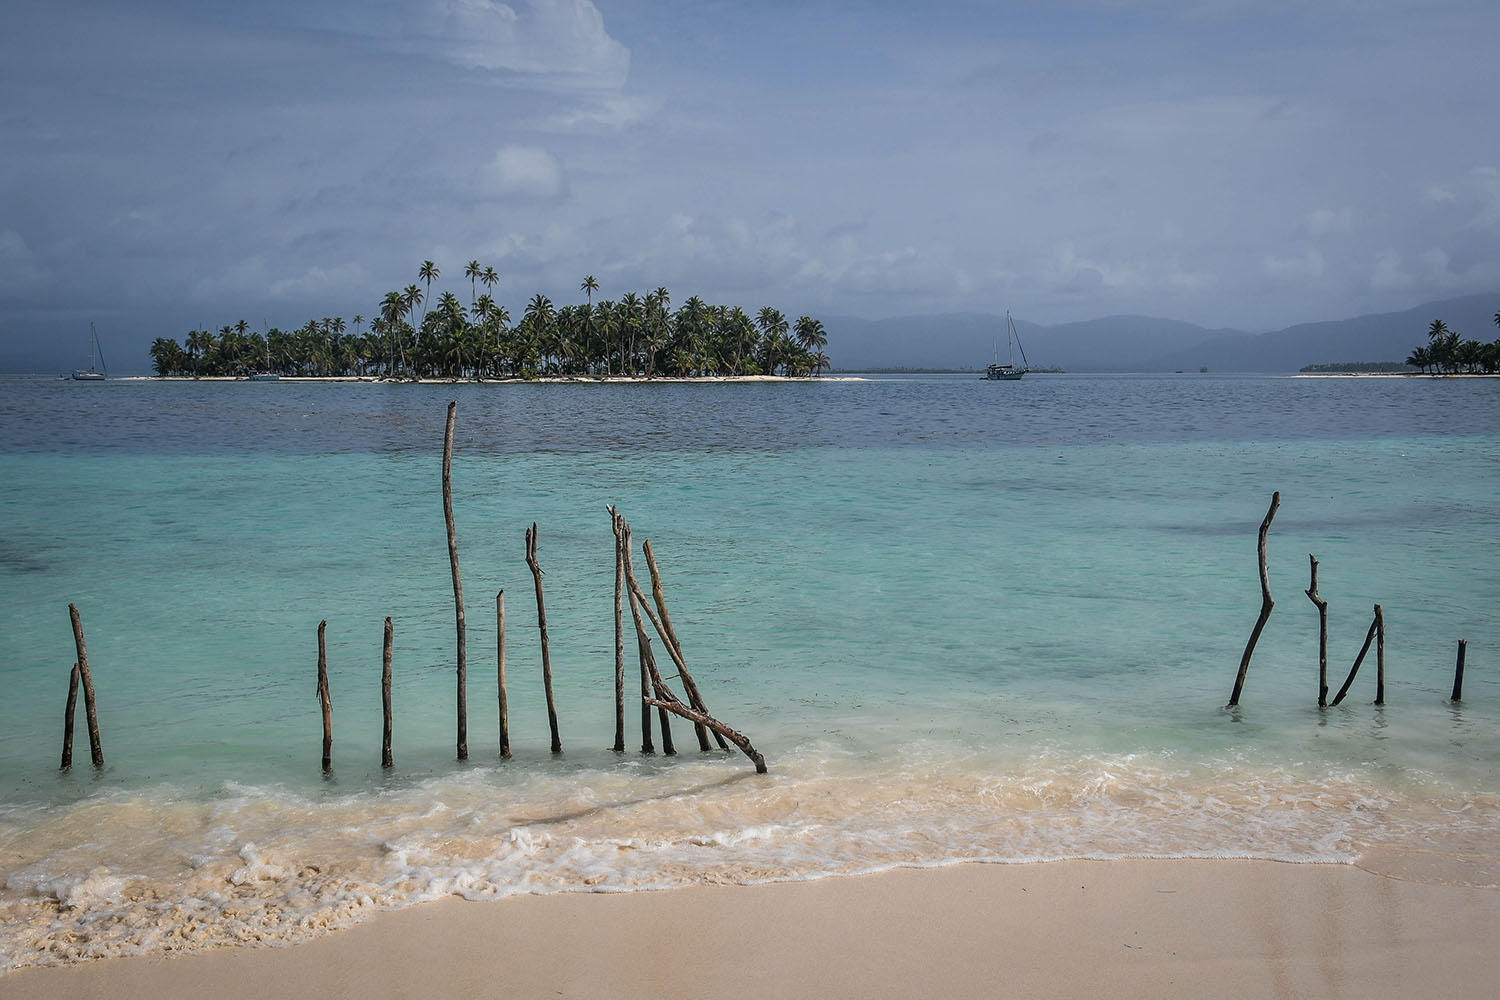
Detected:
left=1, top=374, right=1497, bottom=970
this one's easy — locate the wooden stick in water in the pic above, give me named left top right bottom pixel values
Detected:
left=526, top=523, right=562, bottom=753
left=497, top=591, right=510, bottom=759
left=1305, top=554, right=1329, bottom=707
left=608, top=507, right=626, bottom=753
left=1329, top=608, right=1379, bottom=707
left=1373, top=604, right=1385, bottom=706
left=643, top=539, right=720, bottom=751
left=1451, top=639, right=1467, bottom=702
left=67, top=604, right=104, bottom=768
left=382, top=617, right=394, bottom=768
left=317, top=619, right=332, bottom=772
left=443, top=400, right=468, bottom=762
left=60, top=663, right=79, bottom=770
left=620, top=523, right=673, bottom=754
left=1227, top=492, right=1279, bottom=707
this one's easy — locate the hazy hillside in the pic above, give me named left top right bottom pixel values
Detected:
left=827, top=293, right=1499, bottom=372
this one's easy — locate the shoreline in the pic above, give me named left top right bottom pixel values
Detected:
left=116, top=374, right=867, bottom=383
left=6, top=858, right=1498, bottom=999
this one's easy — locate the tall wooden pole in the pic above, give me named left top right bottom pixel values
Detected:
left=67, top=604, right=104, bottom=768
left=497, top=590, right=511, bottom=759
left=1373, top=604, right=1385, bottom=705
left=317, top=619, right=332, bottom=772
left=526, top=523, right=562, bottom=753
left=609, top=507, right=626, bottom=753
left=443, top=400, right=468, bottom=761
left=1227, top=492, right=1280, bottom=707
left=381, top=617, right=394, bottom=768
left=620, top=524, right=674, bottom=754
left=1451, top=639, right=1467, bottom=702
left=1329, top=608, right=1379, bottom=707
left=1305, top=554, right=1329, bottom=707
left=60, top=663, right=79, bottom=770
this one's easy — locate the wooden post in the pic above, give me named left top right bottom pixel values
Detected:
left=497, top=590, right=510, bottom=759
left=1305, top=554, right=1329, bottom=707
left=1329, top=607, right=1379, bottom=707
left=643, top=539, right=718, bottom=751
left=526, top=523, right=562, bottom=753
left=1373, top=604, right=1385, bottom=705
left=60, top=663, right=79, bottom=769
left=381, top=617, right=394, bottom=768
left=67, top=604, right=104, bottom=768
left=1451, top=639, right=1467, bottom=702
left=317, top=619, right=332, bottom=772
left=608, top=507, right=626, bottom=753
left=1227, top=492, right=1279, bottom=707
left=620, top=523, right=674, bottom=755
left=443, top=400, right=468, bottom=762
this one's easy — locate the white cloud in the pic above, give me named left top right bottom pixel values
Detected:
left=428, top=0, right=629, bottom=89
left=478, top=145, right=568, bottom=202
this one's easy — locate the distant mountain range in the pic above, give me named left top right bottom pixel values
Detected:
left=824, top=293, right=1500, bottom=372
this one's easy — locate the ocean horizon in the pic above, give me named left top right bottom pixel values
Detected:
left=2, top=373, right=1497, bottom=971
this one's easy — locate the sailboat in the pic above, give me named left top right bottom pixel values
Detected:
left=249, top=325, right=279, bottom=380
left=71, top=324, right=107, bottom=380
left=983, top=311, right=1029, bottom=380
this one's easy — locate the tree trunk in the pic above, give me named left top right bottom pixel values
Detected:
left=1305, top=554, right=1329, bottom=707
left=317, top=619, right=332, bottom=772
left=60, top=663, right=79, bottom=769
left=497, top=590, right=510, bottom=759
left=1451, top=639, right=1467, bottom=702
left=1227, top=492, right=1280, bottom=707
left=443, top=400, right=468, bottom=761
left=526, top=524, right=562, bottom=753
left=609, top=507, right=626, bottom=753
left=643, top=540, right=719, bottom=751
left=1329, top=608, right=1379, bottom=707
left=382, top=617, right=394, bottom=768
left=67, top=604, right=104, bottom=768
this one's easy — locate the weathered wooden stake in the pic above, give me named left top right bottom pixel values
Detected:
left=497, top=590, right=510, bottom=759
left=60, top=663, right=79, bottom=769
left=67, top=604, right=104, bottom=768
left=443, top=400, right=468, bottom=761
left=620, top=522, right=674, bottom=754
left=1227, top=492, right=1280, bottom=707
left=1373, top=604, right=1385, bottom=705
left=1451, top=639, right=1467, bottom=702
left=1305, top=554, right=1329, bottom=707
left=644, top=539, right=721, bottom=752
left=526, top=523, right=562, bottom=753
left=1329, top=607, right=1379, bottom=707
left=381, top=617, right=394, bottom=768
left=317, top=619, right=332, bottom=772
left=608, top=507, right=626, bottom=753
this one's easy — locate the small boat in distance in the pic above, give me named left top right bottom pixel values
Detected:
left=249, top=329, right=279, bottom=380
left=71, top=323, right=107, bottom=380
left=983, top=311, right=1029, bottom=381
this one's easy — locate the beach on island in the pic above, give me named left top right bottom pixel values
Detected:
left=6, top=859, right=1499, bottom=1000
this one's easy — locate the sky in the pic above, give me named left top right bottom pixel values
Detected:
left=2, top=0, right=1498, bottom=369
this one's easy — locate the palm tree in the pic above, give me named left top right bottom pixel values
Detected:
left=1405, top=346, right=1431, bottom=373
left=581, top=274, right=598, bottom=306
left=418, top=260, right=440, bottom=331
left=794, top=316, right=828, bottom=376
left=464, top=260, right=482, bottom=307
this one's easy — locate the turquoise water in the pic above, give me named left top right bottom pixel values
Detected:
left=1, top=375, right=1497, bottom=969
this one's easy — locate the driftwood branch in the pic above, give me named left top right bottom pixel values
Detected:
left=644, top=539, right=721, bottom=751
left=608, top=507, right=626, bottom=753
left=443, top=400, right=468, bottom=761
left=1373, top=604, right=1385, bottom=705
left=67, top=604, right=104, bottom=768
left=497, top=590, right=510, bottom=759
left=526, top=523, right=562, bottom=753
left=1329, top=606, right=1380, bottom=707
left=1451, top=639, right=1467, bottom=702
left=60, top=663, right=79, bottom=770
left=1227, top=492, right=1280, bottom=707
left=382, top=617, right=393, bottom=768
left=1305, top=554, right=1329, bottom=707
left=619, top=525, right=677, bottom=753
left=317, top=619, right=332, bottom=772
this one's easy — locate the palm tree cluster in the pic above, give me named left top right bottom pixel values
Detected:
left=149, top=262, right=832, bottom=379
left=1404, top=315, right=1500, bottom=374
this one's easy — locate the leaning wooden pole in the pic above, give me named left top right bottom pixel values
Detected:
left=1451, top=639, right=1467, bottom=702
left=1329, top=608, right=1379, bottom=707
left=60, top=663, right=80, bottom=770
left=644, top=539, right=720, bottom=751
left=443, top=400, right=468, bottom=762
left=66, top=604, right=104, bottom=768
left=1305, top=554, right=1329, bottom=707
left=317, top=619, right=332, bottom=772
left=381, top=617, right=394, bottom=768
left=1227, top=492, right=1280, bottom=707
left=620, top=523, right=674, bottom=755
left=526, top=523, right=562, bottom=753
left=497, top=590, right=510, bottom=759
left=1373, top=604, right=1385, bottom=706
left=608, top=507, right=626, bottom=753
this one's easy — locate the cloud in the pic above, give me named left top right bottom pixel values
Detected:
left=0, top=230, right=46, bottom=295
left=427, top=0, right=629, bottom=89
left=477, top=145, right=568, bottom=202
left=1305, top=207, right=1354, bottom=236
left=1262, top=248, right=1325, bottom=281
left=191, top=258, right=370, bottom=303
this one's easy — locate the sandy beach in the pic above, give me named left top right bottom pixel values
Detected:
left=6, top=859, right=1497, bottom=999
